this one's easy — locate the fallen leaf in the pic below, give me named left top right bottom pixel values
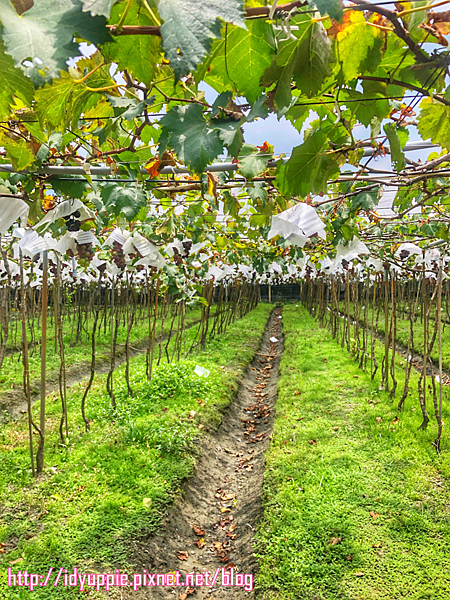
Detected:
left=354, top=571, right=364, bottom=577
left=392, top=416, right=399, bottom=424
left=329, top=537, right=342, bottom=545
left=194, top=538, right=205, bottom=548
left=332, top=426, right=339, bottom=431
left=220, top=556, right=231, bottom=562
left=142, top=498, right=152, bottom=508
left=220, top=507, right=231, bottom=513
left=373, top=542, right=382, bottom=548
left=226, top=562, right=236, bottom=570
left=307, top=440, right=318, bottom=445
left=221, top=493, right=236, bottom=502
left=192, top=524, right=205, bottom=536
left=179, top=588, right=195, bottom=600
left=229, top=523, right=237, bottom=532
left=370, top=511, right=380, bottom=519
left=9, top=558, right=23, bottom=565
left=376, top=417, right=382, bottom=423
left=177, top=551, right=189, bottom=561
left=347, top=555, right=353, bottom=561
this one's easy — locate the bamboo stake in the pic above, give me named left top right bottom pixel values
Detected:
left=36, top=250, right=48, bottom=474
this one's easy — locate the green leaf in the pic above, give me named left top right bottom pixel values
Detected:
left=344, top=81, right=390, bottom=127
left=35, top=72, right=75, bottom=130
left=383, top=123, right=405, bottom=172
left=307, top=0, right=343, bottom=21
left=52, top=176, right=88, bottom=198
left=417, top=98, right=450, bottom=151
left=260, top=16, right=333, bottom=109
left=237, top=144, right=270, bottom=179
left=247, top=181, right=268, bottom=203
left=159, top=0, right=245, bottom=80
left=159, top=104, right=225, bottom=173
left=0, top=43, right=34, bottom=119
left=0, top=0, right=111, bottom=83
left=81, top=0, right=116, bottom=17
left=223, top=190, right=241, bottom=218
left=335, top=11, right=382, bottom=81
left=205, top=20, right=275, bottom=104
left=4, top=141, right=35, bottom=170
left=283, top=102, right=309, bottom=133
left=351, top=190, right=378, bottom=212
left=275, top=130, right=339, bottom=197
left=101, top=183, right=148, bottom=221
left=211, top=91, right=233, bottom=117
left=246, top=95, right=269, bottom=122
left=103, top=1, right=160, bottom=85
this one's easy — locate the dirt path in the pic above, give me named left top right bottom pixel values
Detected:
left=124, top=307, right=283, bottom=600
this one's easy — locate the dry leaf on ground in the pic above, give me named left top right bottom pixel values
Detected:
left=329, top=537, right=342, bottom=545
left=192, top=524, right=205, bottom=536
left=177, top=551, right=189, bottom=561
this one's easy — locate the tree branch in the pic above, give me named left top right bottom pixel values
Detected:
left=358, top=75, right=450, bottom=106
left=108, top=1, right=308, bottom=36
left=352, top=0, right=432, bottom=64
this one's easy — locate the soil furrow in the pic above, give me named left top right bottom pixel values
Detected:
left=125, top=307, right=283, bottom=600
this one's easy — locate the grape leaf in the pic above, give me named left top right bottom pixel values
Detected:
left=417, top=98, right=450, bottom=150
left=81, top=0, right=116, bottom=17
left=159, top=104, right=226, bottom=173
left=260, top=16, right=333, bottom=109
left=101, top=183, right=148, bottom=221
left=3, top=140, right=35, bottom=170
left=351, top=190, right=378, bottom=212
left=0, top=43, right=34, bottom=120
left=307, top=0, right=343, bottom=21
left=246, top=95, right=269, bottom=122
left=383, top=124, right=405, bottom=173
left=52, top=176, right=89, bottom=198
left=205, top=20, right=276, bottom=104
left=334, top=11, right=382, bottom=81
left=35, top=73, right=75, bottom=130
left=35, top=56, right=117, bottom=129
left=238, top=144, right=270, bottom=179
left=103, top=0, right=160, bottom=85
left=158, top=0, right=245, bottom=80
left=0, top=0, right=111, bottom=82
left=275, top=130, right=339, bottom=197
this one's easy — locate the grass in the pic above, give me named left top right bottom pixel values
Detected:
left=0, top=305, right=206, bottom=400
left=256, top=305, right=450, bottom=600
left=338, top=299, right=450, bottom=372
left=0, top=303, right=272, bottom=599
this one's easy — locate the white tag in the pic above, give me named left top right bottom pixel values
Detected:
left=194, top=365, right=210, bottom=378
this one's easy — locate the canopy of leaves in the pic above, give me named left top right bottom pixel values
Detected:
left=159, top=0, right=245, bottom=80
left=0, top=0, right=447, bottom=259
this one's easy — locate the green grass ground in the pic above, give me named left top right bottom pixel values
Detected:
left=0, top=305, right=206, bottom=399
left=0, top=303, right=272, bottom=599
left=256, top=305, right=450, bottom=600
left=338, top=300, right=450, bottom=372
